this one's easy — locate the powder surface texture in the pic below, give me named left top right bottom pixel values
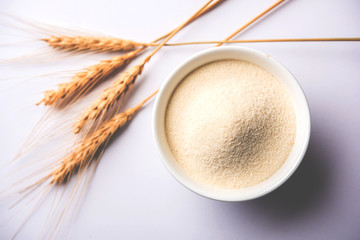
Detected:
left=165, top=60, right=296, bottom=189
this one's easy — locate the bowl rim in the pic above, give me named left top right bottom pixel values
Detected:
left=152, top=46, right=311, bottom=201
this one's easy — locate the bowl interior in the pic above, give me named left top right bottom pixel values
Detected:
left=152, top=46, right=310, bottom=201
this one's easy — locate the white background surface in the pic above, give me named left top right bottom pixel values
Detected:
left=0, top=0, right=360, bottom=239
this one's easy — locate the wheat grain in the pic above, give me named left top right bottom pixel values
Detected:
left=50, top=90, right=158, bottom=184
left=43, top=36, right=155, bottom=52
left=73, top=61, right=145, bottom=133
left=36, top=48, right=142, bottom=106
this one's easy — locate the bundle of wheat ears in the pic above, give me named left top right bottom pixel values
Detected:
left=1, top=0, right=359, bottom=238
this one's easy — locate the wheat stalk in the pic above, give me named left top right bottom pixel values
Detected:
left=36, top=48, right=142, bottom=106
left=43, top=32, right=360, bottom=53
left=216, top=0, right=285, bottom=46
left=43, top=36, right=157, bottom=52
left=164, top=37, right=360, bottom=46
left=73, top=0, right=214, bottom=134
left=49, top=90, right=158, bottom=184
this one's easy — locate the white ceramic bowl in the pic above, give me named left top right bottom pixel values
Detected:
left=152, top=46, right=310, bottom=201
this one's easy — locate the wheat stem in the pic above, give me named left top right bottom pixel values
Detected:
left=43, top=34, right=360, bottom=53
left=144, top=0, right=215, bottom=63
left=154, top=0, right=224, bottom=42
left=163, top=37, right=360, bottom=46
left=217, top=0, right=285, bottom=46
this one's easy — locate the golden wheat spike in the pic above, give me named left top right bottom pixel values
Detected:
left=50, top=90, right=158, bottom=185
left=73, top=62, right=144, bottom=133
left=40, top=0, right=224, bottom=53
left=43, top=36, right=155, bottom=52
left=36, top=48, right=142, bottom=106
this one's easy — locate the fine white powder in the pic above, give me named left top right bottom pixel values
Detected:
left=165, top=59, right=296, bottom=189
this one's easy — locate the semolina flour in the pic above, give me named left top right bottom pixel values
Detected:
left=165, top=59, right=296, bottom=189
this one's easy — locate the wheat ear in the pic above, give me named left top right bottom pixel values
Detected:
left=40, top=0, right=223, bottom=53
left=73, top=61, right=145, bottom=133
left=49, top=90, right=158, bottom=185
left=43, top=36, right=157, bottom=52
left=73, top=0, right=214, bottom=133
left=36, top=48, right=142, bottom=106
